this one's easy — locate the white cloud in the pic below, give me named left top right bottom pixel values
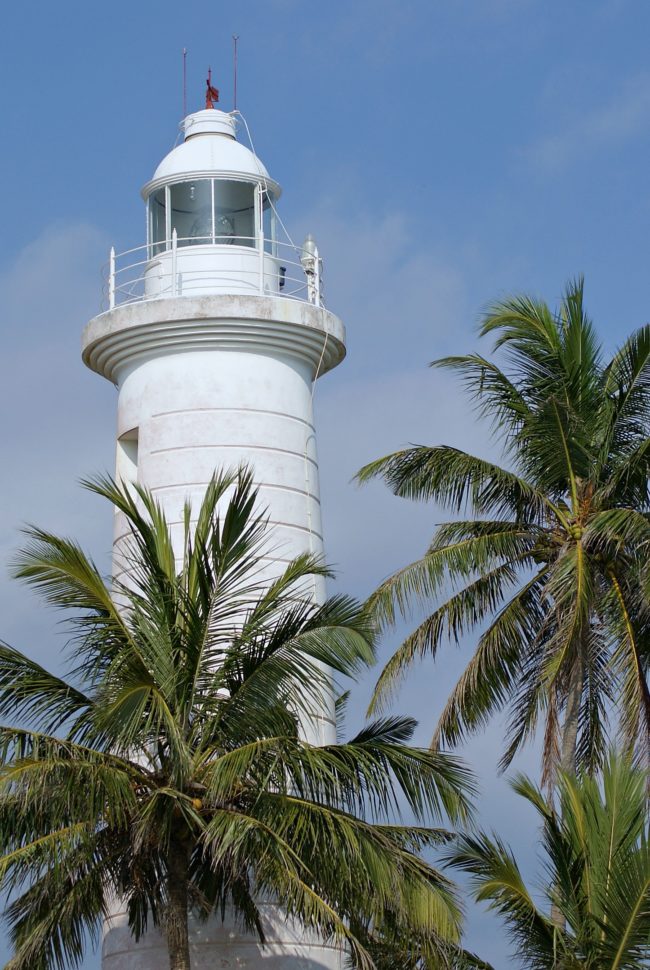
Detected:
left=525, top=72, right=650, bottom=173
left=316, top=366, right=487, bottom=594
left=0, top=223, right=115, bottom=656
left=295, top=203, right=473, bottom=373
left=297, top=198, right=494, bottom=593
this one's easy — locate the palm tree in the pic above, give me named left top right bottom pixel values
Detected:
left=447, top=751, right=650, bottom=970
left=0, top=469, right=474, bottom=970
left=358, top=279, right=650, bottom=784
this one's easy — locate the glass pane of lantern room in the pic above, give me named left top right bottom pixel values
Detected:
left=214, top=180, right=255, bottom=247
left=170, top=180, right=212, bottom=246
left=149, top=188, right=166, bottom=255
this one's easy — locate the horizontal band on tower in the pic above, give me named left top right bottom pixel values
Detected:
left=150, top=404, right=317, bottom=433
left=147, top=441, right=320, bottom=466
left=148, top=478, right=322, bottom=504
left=113, top=516, right=324, bottom=547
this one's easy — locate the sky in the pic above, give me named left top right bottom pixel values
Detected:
left=0, top=0, right=649, bottom=965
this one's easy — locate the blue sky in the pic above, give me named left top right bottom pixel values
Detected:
left=1, top=0, right=649, bottom=965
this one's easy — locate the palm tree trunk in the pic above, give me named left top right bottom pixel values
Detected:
left=551, top=650, right=583, bottom=931
left=560, top=653, right=583, bottom=776
left=166, top=839, right=191, bottom=970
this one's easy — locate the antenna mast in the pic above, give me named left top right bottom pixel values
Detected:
left=182, top=48, right=187, bottom=117
left=233, top=35, right=239, bottom=110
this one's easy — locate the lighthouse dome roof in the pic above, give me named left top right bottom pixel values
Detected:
left=142, top=109, right=280, bottom=199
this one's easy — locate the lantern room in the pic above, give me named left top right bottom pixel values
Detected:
left=145, top=109, right=279, bottom=252
left=107, top=107, right=322, bottom=306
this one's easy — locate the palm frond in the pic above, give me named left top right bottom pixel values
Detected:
left=0, top=641, right=93, bottom=736
left=448, top=753, right=650, bottom=970
left=370, top=559, right=523, bottom=714
left=357, top=446, right=552, bottom=522
left=433, top=567, right=547, bottom=752
left=366, top=524, right=535, bottom=631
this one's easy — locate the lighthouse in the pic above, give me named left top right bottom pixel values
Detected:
left=82, top=97, right=346, bottom=968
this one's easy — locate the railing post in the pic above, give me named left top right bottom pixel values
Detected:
left=109, top=247, right=115, bottom=310
left=257, top=185, right=265, bottom=295
left=313, top=244, right=321, bottom=307
left=171, top=229, right=178, bottom=296
left=258, top=231, right=265, bottom=294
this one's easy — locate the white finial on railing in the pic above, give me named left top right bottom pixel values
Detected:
left=109, top=247, right=116, bottom=310
left=300, top=235, right=321, bottom=306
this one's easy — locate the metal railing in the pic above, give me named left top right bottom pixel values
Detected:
left=102, top=232, right=323, bottom=311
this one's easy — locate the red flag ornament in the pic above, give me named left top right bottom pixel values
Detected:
left=205, top=69, right=219, bottom=109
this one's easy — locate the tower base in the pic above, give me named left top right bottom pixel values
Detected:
left=102, top=905, right=347, bottom=969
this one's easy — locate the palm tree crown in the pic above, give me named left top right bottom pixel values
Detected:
left=447, top=752, right=650, bottom=970
left=358, top=279, right=650, bottom=782
left=0, top=469, right=474, bottom=970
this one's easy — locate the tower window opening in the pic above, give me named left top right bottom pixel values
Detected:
left=116, top=428, right=139, bottom=484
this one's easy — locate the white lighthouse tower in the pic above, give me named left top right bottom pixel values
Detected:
left=82, top=95, right=346, bottom=968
